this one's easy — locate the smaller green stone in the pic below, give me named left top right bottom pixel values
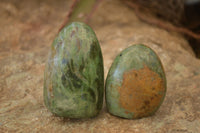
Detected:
left=105, top=44, right=167, bottom=119
left=43, top=22, right=104, bottom=118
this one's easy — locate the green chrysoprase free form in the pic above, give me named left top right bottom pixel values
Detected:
left=44, top=22, right=104, bottom=118
left=105, top=44, right=167, bottom=119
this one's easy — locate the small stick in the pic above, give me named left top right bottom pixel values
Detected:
left=125, top=1, right=200, bottom=40
left=58, top=0, right=103, bottom=32
left=58, top=0, right=80, bottom=32
left=85, top=0, right=103, bottom=23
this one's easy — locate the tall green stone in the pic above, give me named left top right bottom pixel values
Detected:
left=44, top=22, right=104, bottom=118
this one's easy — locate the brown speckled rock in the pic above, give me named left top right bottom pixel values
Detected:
left=0, top=0, right=199, bottom=133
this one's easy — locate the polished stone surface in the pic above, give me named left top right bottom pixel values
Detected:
left=44, top=22, right=104, bottom=118
left=106, top=44, right=166, bottom=119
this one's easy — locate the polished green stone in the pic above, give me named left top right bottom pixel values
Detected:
left=105, top=44, right=166, bottom=119
left=44, top=22, right=104, bottom=118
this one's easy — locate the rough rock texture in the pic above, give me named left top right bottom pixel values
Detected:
left=0, top=0, right=200, bottom=133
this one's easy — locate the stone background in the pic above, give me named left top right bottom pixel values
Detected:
left=0, top=0, right=200, bottom=132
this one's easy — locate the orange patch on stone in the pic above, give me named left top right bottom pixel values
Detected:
left=71, top=30, right=76, bottom=37
left=51, top=46, right=56, bottom=57
left=118, top=65, right=165, bottom=118
left=48, top=83, right=54, bottom=98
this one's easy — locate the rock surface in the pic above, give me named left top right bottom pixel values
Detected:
left=0, top=0, right=200, bottom=132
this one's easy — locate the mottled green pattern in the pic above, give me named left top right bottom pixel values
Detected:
left=44, top=22, right=104, bottom=118
left=105, top=44, right=167, bottom=119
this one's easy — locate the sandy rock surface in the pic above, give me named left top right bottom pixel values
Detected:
left=0, top=0, right=200, bottom=132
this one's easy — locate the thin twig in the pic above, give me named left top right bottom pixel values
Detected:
left=125, top=1, right=200, bottom=40
left=58, top=0, right=103, bottom=32
left=58, top=0, right=80, bottom=32
left=85, top=0, right=103, bottom=23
